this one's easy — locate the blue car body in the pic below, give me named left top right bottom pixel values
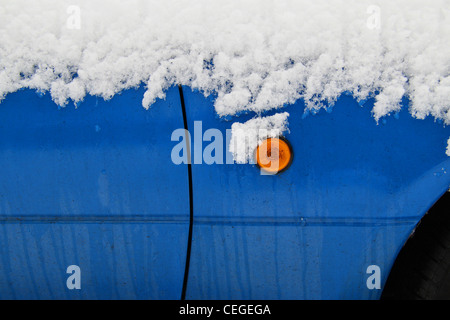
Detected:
left=0, top=86, right=449, bottom=299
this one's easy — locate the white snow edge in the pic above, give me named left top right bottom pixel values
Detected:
left=0, top=0, right=450, bottom=124
left=446, top=137, right=450, bottom=157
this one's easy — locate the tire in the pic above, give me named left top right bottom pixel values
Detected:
left=382, top=192, right=450, bottom=300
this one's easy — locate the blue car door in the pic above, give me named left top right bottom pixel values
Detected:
left=181, top=86, right=450, bottom=300
left=0, top=86, right=190, bottom=299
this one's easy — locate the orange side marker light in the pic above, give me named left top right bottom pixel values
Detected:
left=256, top=137, right=293, bottom=174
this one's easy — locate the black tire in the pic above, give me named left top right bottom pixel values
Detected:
left=382, top=192, right=450, bottom=300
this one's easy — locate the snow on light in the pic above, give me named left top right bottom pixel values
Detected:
left=0, top=0, right=450, bottom=144
left=229, top=112, right=289, bottom=164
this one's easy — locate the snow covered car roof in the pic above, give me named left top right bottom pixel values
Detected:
left=1, top=0, right=449, bottom=160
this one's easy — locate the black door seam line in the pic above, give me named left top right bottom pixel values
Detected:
left=179, top=84, right=194, bottom=300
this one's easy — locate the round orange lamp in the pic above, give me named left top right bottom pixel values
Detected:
left=256, top=137, right=293, bottom=174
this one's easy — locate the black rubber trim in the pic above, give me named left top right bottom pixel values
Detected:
left=179, top=85, right=194, bottom=300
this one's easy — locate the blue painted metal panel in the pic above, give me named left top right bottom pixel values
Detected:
left=0, top=87, right=189, bottom=299
left=181, top=87, right=450, bottom=299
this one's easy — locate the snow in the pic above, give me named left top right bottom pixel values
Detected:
left=229, top=113, right=289, bottom=164
left=447, top=138, right=450, bottom=157
left=0, top=0, right=450, bottom=160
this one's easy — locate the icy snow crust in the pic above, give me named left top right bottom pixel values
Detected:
left=1, top=0, right=450, bottom=161
left=1, top=0, right=450, bottom=118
